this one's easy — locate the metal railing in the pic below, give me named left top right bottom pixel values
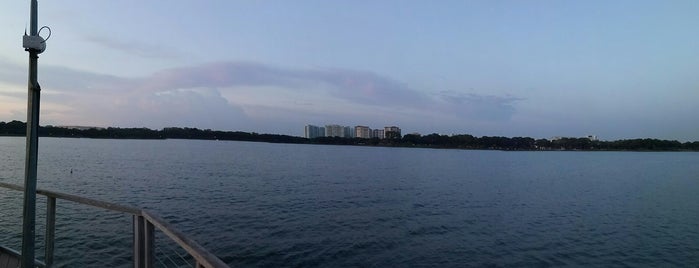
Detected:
left=0, top=182, right=229, bottom=268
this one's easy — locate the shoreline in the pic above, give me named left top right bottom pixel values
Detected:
left=1, top=134, right=698, bottom=152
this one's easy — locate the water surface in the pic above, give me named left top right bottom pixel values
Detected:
left=1, top=137, right=698, bottom=267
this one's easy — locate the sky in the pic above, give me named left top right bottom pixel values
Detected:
left=1, top=1, right=698, bottom=141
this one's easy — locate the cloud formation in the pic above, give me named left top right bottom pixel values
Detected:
left=84, top=35, right=181, bottom=59
left=437, top=91, right=523, bottom=121
left=138, top=62, right=523, bottom=119
left=0, top=59, right=522, bottom=135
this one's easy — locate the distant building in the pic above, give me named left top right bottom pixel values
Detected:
left=306, top=123, right=401, bottom=139
left=325, top=124, right=345, bottom=137
left=549, top=135, right=599, bottom=141
left=344, top=126, right=355, bottom=138
left=355, top=126, right=371, bottom=138
left=59, top=125, right=105, bottom=130
left=304, top=125, right=325, bottom=139
left=371, top=129, right=385, bottom=139
left=384, top=126, right=402, bottom=139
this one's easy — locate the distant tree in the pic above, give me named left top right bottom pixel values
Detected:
left=401, top=133, right=421, bottom=146
left=385, top=131, right=401, bottom=140
left=535, top=139, right=552, bottom=150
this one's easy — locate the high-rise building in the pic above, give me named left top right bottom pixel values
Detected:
left=371, top=129, right=385, bottom=139
left=306, top=124, right=400, bottom=139
left=325, top=124, right=345, bottom=137
left=355, top=126, right=371, bottom=138
left=384, top=126, right=402, bottom=139
left=304, top=125, right=325, bottom=139
left=344, top=126, right=355, bottom=138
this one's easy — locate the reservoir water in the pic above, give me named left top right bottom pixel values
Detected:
left=1, top=137, right=698, bottom=267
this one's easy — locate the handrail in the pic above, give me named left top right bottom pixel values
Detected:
left=0, top=182, right=229, bottom=268
left=0, top=182, right=141, bottom=215
left=142, top=211, right=229, bottom=268
left=38, top=189, right=142, bottom=215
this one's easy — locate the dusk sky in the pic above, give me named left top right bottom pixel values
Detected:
left=1, top=1, right=698, bottom=141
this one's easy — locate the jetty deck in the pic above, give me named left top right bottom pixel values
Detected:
left=0, top=245, right=43, bottom=268
left=0, top=246, right=20, bottom=268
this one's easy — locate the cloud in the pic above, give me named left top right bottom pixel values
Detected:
left=310, top=68, right=429, bottom=108
left=141, top=62, right=430, bottom=106
left=141, top=62, right=518, bottom=115
left=437, top=91, right=524, bottom=121
left=0, top=59, right=523, bottom=134
left=0, top=90, right=25, bottom=100
left=143, top=62, right=303, bottom=90
left=110, top=87, right=249, bottom=129
left=84, top=35, right=181, bottom=59
left=0, top=59, right=249, bottom=130
left=0, top=59, right=25, bottom=85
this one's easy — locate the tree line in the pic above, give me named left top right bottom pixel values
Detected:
left=382, top=134, right=699, bottom=151
left=0, top=120, right=306, bottom=143
left=1, top=120, right=698, bottom=151
left=308, top=133, right=699, bottom=151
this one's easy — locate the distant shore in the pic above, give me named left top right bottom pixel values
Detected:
left=1, top=120, right=698, bottom=152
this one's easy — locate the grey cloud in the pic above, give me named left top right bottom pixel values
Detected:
left=144, top=62, right=431, bottom=109
left=84, top=35, right=181, bottom=59
left=43, top=65, right=135, bottom=93
left=0, top=59, right=25, bottom=85
left=1, top=58, right=523, bottom=131
left=0, top=59, right=130, bottom=94
left=0, top=58, right=249, bottom=129
left=438, top=91, right=524, bottom=121
left=108, top=87, right=249, bottom=130
left=144, top=62, right=304, bottom=90
left=0, top=91, right=25, bottom=99
left=312, top=68, right=429, bottom=108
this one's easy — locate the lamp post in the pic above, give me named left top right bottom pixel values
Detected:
left=21, top=0, right=43, bottom=267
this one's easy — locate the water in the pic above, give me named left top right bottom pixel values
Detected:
left=1, top=137, right=699, bottom=267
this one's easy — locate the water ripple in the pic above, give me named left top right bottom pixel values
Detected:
left=1, top=138, right=699, bottom=267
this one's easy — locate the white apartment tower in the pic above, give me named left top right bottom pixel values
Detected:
left=325, top=124, right=345, bottom=137
left=355, top=126, right=371, bottom=138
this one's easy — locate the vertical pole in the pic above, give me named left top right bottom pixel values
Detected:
left=133, top=215, right=145, bottom=268
left=21, top=0, right=40, bottom=267
left=144, top=220, right=154, bottom=268
left=45, top=197, right=55, bottom=268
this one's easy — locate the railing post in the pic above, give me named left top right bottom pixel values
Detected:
left=133, top=215, right=145, bottom=268
left=134, top=215, right=154, bottom=268
left=144, top=219, right=154, bottom=268
left=45, top=196, right=56, bottom=268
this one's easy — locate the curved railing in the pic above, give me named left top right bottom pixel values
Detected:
left=0, top=182, right=229, bottom=268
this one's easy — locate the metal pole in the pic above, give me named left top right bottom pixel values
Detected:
left=134, top=215, right=145, bottom=268
left=21, top=0, right=40, bottom=267
left=45, top=197, right=56, bottom=268
left=144, top=220, right=154, bottom=268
